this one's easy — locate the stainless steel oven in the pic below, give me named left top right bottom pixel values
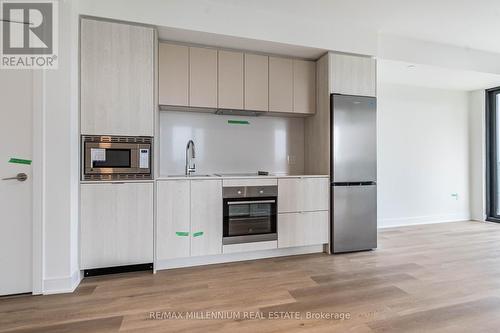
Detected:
left=223, top=185, right=277, bottom=245
left=81, top=135, right=153, bottom=181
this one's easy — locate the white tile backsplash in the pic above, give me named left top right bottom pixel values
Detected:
left=159, top=111, right=305, bottom=176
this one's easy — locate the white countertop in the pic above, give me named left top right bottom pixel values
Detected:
left=156, top=174, right=329, bottom=181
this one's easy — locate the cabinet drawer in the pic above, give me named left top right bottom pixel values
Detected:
left=278, top=211, right=328, bottom=248
left=278, top=177, right=329, bottom=213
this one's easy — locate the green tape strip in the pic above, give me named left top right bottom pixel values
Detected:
left=193, top=231, right=204, bottom=237
left=9, top=158, right=32, bottom=165
left=175, top=232, right=189, bottom=237
left=228, top=120, right=249, bottom=125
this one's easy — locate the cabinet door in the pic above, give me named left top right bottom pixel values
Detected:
left=80, top=18, right=154, bottom=136
left=156, top=180, right=191, bottom=260
left=189, top=47, right=218, bottom=108
left=218, top=50, right=244, bottom=109
left=269, top=56, right=293, bottom=113
left=159, top=43, right=189, bottom=106
left=330, top=53, right=376, bottom=97
left=81, top=183, right=153, bottom=269
left=278, top=211, right=328, bottom=248
left=278, top=178, right=302, bottom=213
left=244, top=53, right=268, bottom=111
left=190, top=180, right=223, bottom=256
left=302, top=177, right=329, bottom=212
left=293, top=60, right=316, bottom=114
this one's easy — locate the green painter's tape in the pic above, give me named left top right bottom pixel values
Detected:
left=9, top=158, right=32, bottom=165
left=193, top=231, right=204, bottom=237
left=228, top=120, right=249, bottom=125
left=175, top=232, right=189, bottom=237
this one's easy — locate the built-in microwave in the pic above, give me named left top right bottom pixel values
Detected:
left=81, top=135, right=153, bottom=181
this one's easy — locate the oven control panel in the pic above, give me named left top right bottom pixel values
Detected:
left=223, top=185, right=278, bottom=198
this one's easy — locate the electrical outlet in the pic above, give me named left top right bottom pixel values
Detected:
left=287, top=155, right=296, bottom=165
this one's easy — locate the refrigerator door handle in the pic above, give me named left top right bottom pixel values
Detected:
left=332, top=181, right=377, bottom=186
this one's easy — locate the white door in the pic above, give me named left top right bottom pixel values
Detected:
left=0, top=69, right=33, bottom=295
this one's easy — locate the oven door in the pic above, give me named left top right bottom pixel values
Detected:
left=223, top=197, right=277, bottom=244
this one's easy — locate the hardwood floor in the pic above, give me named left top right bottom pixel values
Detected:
left=2, top=221, right=500, bottom=332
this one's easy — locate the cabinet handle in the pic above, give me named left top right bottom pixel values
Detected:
left=193, top=231, right=204, bottom=237
left=175, top=231, right=189, bottom=237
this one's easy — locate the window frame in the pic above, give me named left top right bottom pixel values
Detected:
left=486, top=87, right=500, bottom=222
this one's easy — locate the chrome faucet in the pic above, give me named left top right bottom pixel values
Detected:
left=185, top=140, right=196, bottom=176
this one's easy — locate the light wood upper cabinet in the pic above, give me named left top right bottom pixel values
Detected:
left=218, top=50, right=244, bottom=109
left=189, top=47, right=218, bottom=108
left=293, top=60, right=316, bottom=114
left=269, top=56, right=293, bottom=113
left=157, top=43, right=317, bottom=116
left=80, top=183, right=154, bottom=269
left=190, top=180, right=223, bottom=256
left=156, top=180, right=191, bottom=261
left=330, top=53, right=376, bottom=97
left=244, top=53, right=268, bottom=111
left=159, top=43, right=189, bottom=106
left=80, top=18, right=154, bottom=136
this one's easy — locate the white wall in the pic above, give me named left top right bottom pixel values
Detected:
left=377, top=83, right=471, bottom=227
left=468, top=90, right=486, bottom=221
left=41, top=0, right=81, bottom=294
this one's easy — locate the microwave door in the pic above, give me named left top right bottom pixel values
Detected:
left=331, top=94, right=377, bottom=183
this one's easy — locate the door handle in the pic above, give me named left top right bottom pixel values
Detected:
left=2, top=173, right=28, bottom=182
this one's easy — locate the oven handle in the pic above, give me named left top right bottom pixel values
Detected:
left=227, top=200, right=276, bottom=205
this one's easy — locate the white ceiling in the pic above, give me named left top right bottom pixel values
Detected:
left=378, top=59, right=500, bottom=91
left=215, top=0, right=500, bottom=55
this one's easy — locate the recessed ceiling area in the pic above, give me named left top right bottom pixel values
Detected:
left=378, top=59, right=500, bottom=91
left=156, top=25, right=327, bottom=59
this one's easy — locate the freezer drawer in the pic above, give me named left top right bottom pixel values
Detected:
left=332, top=184, right=377, bottom=253
left=332, top=94, right=376, bottom=182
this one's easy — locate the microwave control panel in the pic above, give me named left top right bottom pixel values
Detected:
left=139, top=149, right=150, bottom=169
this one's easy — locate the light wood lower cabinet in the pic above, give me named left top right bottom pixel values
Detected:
left=156, top=179, right=222, bottom=261
left=278, top=211, right=329, bottom=248
left=156, top=180, right=191, bottom=260
left=190, top=180, right=223, bottom=256
left=278, top=177, right=329, bottom=213
left=80, top=183, right=154, bottom=269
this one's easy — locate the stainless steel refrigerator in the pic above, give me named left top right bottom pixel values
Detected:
left=330, top=94, right=377, bottom=253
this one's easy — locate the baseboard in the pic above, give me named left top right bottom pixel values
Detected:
left=378, top=214, right=471, bottom=229
left=155, top=244, right=325, bottom=271
left=43, top=269, right=82, bottom=295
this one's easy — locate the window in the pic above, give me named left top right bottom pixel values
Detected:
left=486, top=87, right=500, bottom=221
